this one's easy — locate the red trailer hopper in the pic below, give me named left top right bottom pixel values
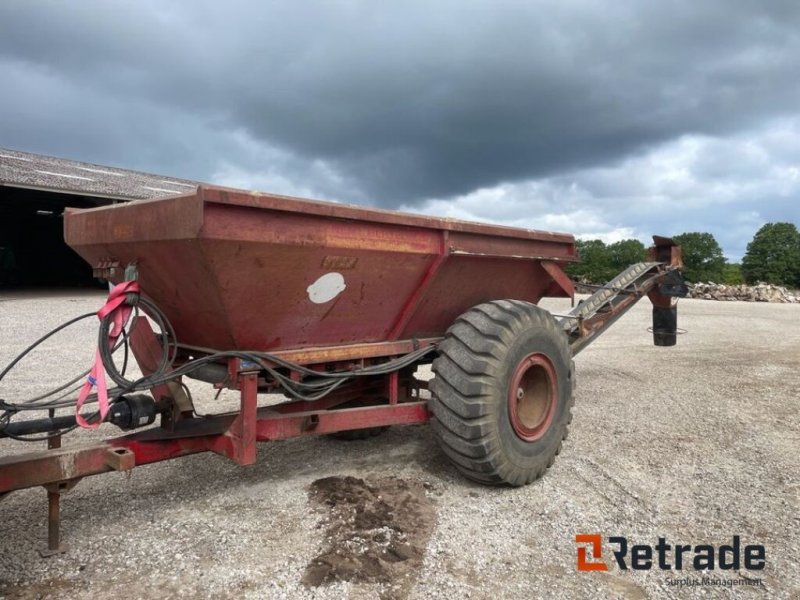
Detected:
left=0, top=185, right=686, bottom=554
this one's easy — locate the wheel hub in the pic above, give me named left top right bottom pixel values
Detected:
left=508, top=353, right=557, bottom=441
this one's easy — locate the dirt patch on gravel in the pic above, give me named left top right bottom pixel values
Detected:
left=303, top=476, right=436, bottom=597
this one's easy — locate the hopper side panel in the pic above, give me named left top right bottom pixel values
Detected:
left=199, top=203, right=441, bottom=349
left=65, top=194, right=203, bottom=246
left=400, top=258, right=556, bottom=338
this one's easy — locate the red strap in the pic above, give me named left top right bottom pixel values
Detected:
left=76, top=281, right=141, bottom=429
left=75, top=349, right=108, bottom=429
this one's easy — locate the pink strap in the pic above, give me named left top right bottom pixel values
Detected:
left=75, top=281, right=141, bottom=429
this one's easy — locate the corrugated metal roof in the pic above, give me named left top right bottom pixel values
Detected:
left=0, top=147, right=199, bottom=200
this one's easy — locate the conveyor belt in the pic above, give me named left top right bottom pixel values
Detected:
left=559, top=262, right=663, bottom=336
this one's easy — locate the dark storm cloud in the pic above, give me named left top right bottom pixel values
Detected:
left=1, top=0, right=799, bottom=208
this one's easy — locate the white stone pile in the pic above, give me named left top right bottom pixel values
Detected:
left=687, top=282, right=800, bottom=303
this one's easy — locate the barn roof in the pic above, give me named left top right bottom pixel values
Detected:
left=0, top=147, right=198, bottom=200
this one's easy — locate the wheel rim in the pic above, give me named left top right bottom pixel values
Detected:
left=508, top=353, right=558, bottom=441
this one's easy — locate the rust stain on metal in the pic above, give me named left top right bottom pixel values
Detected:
left=322, top=255, right=359, bottom=270
left=112, top=223, right=134, bottom=240
left=105, top=448, right=135, bottom=471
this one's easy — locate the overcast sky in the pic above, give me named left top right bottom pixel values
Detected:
left=1, top=1, right=799, bottom=260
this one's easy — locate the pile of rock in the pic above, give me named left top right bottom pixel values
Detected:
left=687, top=282, right=800, bottom=303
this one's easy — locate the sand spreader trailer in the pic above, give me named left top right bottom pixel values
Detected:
left=0, top=185, right=687, bottom=554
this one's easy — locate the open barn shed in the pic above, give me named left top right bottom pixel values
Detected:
left=0, top=148, right=197, bottom=288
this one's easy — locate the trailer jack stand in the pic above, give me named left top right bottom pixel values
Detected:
left=39, top=480, right=78, bottom=557
left=39, top=423, right=80, bottom=558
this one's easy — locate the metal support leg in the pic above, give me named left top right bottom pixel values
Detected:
left=231, top=372, right=258, bottom=465
left=389, top=371, right=399, bottom=405
left=210, top=371, right=258, bottom=465
left=40, top=412, right=67, bottom=557
left=40, top=488, right=66, bottom=557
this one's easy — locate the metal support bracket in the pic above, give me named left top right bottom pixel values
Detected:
left=210, top=371, right=258, bottom=465
left=129, top=316, right=194, bottom=426
left=105, top=447, right=135, bottom=471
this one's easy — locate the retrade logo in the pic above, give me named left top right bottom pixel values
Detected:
left=575, top=534, right=766, bottom=572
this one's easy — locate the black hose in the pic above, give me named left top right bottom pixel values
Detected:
left=0, top=312, right=95, bottom=382
left=1, top=292, right=435, bottom=441
left=97, top=297, right=176, bottom=390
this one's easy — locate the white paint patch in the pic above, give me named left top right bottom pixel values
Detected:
left=307, top=272, right=346, bottom=304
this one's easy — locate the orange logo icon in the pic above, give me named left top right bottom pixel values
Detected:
left=576, top=534, right=609, bottom=571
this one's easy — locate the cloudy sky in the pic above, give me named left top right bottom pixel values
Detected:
left=1, top=1, right=799, bottom=260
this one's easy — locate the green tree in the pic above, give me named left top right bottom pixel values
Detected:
left=741, top=222, right=800, bottom=286
left=566, top=239, right=615, bottom=284
left=607, top=239, right=647, bottom=273
left=672, top=232, right=726, bottom=283
left=720, top=263, right=744, bottom=285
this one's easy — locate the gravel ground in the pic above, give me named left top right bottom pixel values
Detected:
left=0, top=290, right=797, bottom=599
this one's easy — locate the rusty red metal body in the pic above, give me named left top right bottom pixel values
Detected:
left=64, top=185, right=576, bottom=359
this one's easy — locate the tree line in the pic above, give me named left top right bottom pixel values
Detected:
left=565, top=222, right=800, bottom=288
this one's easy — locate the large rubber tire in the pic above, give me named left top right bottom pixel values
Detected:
left=430, top=300, right=574, bottom=486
